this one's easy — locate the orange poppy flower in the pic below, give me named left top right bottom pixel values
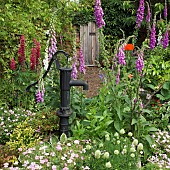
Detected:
left=128, top=74, right=133, bottom=79
left=124, top=44, right=134, bottom=51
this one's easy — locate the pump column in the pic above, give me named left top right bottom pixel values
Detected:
left=57, top=67, right=72, bottom=137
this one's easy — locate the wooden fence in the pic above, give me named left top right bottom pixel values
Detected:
left=80, top=22, right=99, bottom=65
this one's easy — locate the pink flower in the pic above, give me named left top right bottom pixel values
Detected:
left=67, top=159, right=73, bottom=164
left=50, top=152, right=55, bottom=156
left=140, top=102, right=144, bottom=109
left=56, top=145, right=62, bottom=151
left=3, top=163, right=9, bottom=168
left=40, top=159, right=46, bottom=164
left=35, top=155, right=39, bottom=160
left=74, top=140, right=80, bottom=144
left=18, top=148, right=22, bottom=152
left=63, top=167, right=69, bottom=170
left=52, top=165, right=57, bottom=170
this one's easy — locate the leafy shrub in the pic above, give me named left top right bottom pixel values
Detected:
left=29, top=106, right=60, bottom=135
left=6, top=119, right=41, bottom=152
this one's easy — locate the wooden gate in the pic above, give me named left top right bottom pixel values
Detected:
left=80, top=22, right=99, bottom=65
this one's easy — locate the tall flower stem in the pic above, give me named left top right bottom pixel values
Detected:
left=130, top=75, right=142, bottom=133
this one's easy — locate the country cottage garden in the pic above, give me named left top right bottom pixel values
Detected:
left=0, top=0, right=170, bottom=169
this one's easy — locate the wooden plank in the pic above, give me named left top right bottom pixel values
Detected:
left=95, top=25, right=99, bottom=62
left=88, top=22, right=92, bottom=65
left=84, top=25, right=88, bottom=65
left=91, top=22, right=96, bottom=65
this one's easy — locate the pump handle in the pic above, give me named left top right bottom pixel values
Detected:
left=26, top=50, right=69, bottom=92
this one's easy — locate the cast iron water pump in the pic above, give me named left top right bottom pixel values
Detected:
left=26, top=50, right=88, bottom=137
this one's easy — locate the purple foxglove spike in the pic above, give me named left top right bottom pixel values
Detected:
left=136, top=51, right=144, bottom=73
left=71, top=61, right=78, bottom=79
left=136, top=0, right=145, bottom=28
left=117, top=46, right=126, bottom=66
left=162, top=28, right=169, bottom=49
left=94, top=0, right=105, bottom=28
left=146, top=2, right=151, bottom=23
left=150, top=22, right=156, bottom=49
left=164, top=1, right=168, bottom=19
left=79, top=47, right=86, bottom=74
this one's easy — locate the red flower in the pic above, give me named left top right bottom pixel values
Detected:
left=124, top=44, right=134, bottom=51
left=30, top=48, right=37, bottom=70
left=10, top=58, right=16, bottom=70
left=18, top=35, right=26, bottom=67
left=33, top=38, right=41, bottom=67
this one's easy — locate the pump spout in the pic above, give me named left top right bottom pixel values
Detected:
left=69, top=80, right=88, bottom=90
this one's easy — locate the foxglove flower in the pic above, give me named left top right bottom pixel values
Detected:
left=36, top=88, right=45, bottom=103
left=71, top=60, right=78, bottom=79
left=30, top=47, right=37, bottom=70
left=18, top=35, right=26, bottom=67
left=117, top=45, right=126, bottom=65
left=164, top=1, right=167, bottom=19
left=36, top=81, right=45, bottom=103
left=36, top=90, right=43, bottom=103
left=136, top=51, right=144, bottom=73
left=146, top=2, right=151, bottom=23
left=79, top=47, right=86, bottom=74
left=136, top=0, right=145, bottom=28
left=10, top=58, right=16, bottom=70
left=48, top=27, right=57, bottom=60
left=150, top=21, right=156, bottom=49
left=94, top=0, right=105, bottom=28
left=162, top=28, right=169, bottom=49
left=43, top=38, right=50, bottom=71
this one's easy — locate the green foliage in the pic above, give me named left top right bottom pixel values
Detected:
left=6, top=118, right=41, bottom=152
left=73, top=0, right=95, bottom=25
left=144, top=101, right=170, bottom=131
left=101, top=0, right=136, bottom=38
left=0, top=70, right=37, bottom=109
left=29, top=106, right=60, bottom=135
left=144, top=46, right=170, bottom=85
